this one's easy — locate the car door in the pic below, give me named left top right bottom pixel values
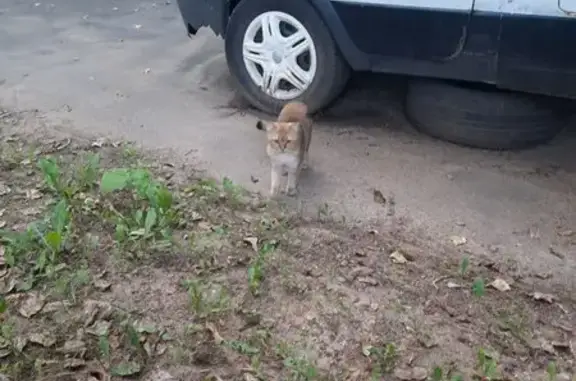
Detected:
left=330, top=0, right=474, bottom=61
left=496, top=0, right=576, bottom=98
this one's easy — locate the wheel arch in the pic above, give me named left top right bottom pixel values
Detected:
left=225, top=0, right=370, bottom=70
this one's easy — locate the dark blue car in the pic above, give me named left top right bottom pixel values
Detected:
left=176, top=0, right=576, bottom=150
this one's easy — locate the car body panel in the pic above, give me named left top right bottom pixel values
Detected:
left=175, top=0, right=576, bottom=99
left=330, top=0, right=473, bottom=61
left=176, top=0, right=228, bottom=36
left=493, top=1, right=576, bottom=99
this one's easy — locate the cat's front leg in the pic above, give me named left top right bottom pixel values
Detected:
left=285, top=166, right=300, bottom=196
left=270, top=165, right=282, bottom=197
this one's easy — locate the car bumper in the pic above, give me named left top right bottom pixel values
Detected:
left=176, top=0, right=228, bottom=37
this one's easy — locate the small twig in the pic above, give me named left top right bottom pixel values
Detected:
left=432, top=275, right=450, bottom=289
left=556, top=302, right=568, bottom=314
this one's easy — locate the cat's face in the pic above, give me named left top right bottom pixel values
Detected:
left=257, top=121, right=301, bottom=153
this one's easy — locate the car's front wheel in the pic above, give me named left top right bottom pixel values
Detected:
left=225, top=0, right=350, bottom=115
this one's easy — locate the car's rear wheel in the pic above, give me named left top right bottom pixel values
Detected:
left=405, top=79, right=572, bottom=150
left=225, top=0, right=350, bottom=115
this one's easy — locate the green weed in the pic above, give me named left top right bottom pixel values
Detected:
left=459, top=255, right=469, bottom=276
left=547, top=361, right=557, bottom=381
left=472, top=278, right=486, bottom=297
left=38, top=154, right=100, bottom=199
left=100, top=167, right=179, bottom=253
left=183, top=279, right=230, bottom=319
left=248, top=240, right=277, bottom=296
left=368, top=343, right=398, bottom=379
left=431, top=366, right=464, bottom=381
left=275, top=344, right=320, bottom=381
left=476, top=348, right=499, bottom=380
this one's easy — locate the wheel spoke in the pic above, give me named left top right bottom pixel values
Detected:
left=262, top=67, right=282, bottom=96
left=261, top=13, right=282, bottom=44
left=284, top=31, right=309, bottom=58
left=281, top=59, right=311, bottom=91
left=243, top=41, right=269, bottom=65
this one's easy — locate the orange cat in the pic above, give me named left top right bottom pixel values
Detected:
left=256, top=102, right=312, bottom=197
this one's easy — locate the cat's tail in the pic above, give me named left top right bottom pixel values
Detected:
left=277, top=101, right=309, bottom=123
left=255, top=101, right=310, bottom=131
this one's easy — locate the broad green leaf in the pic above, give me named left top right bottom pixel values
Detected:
left=98, top=335, right=110, bottom=359
left=144, top=208, right=157, bottom=233
left=51, top=199, right=69, bottom=234
left=44, top=231, right=62, bottom=252
left=38, top=157, right=60, bottom=191
left=100, top=169, right=130, bottom=193
left=0, top=296, right=7, bottom=314
left=156, top=187, right=173, bottom=210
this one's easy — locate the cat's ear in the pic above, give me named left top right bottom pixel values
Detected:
left=256, top=120, right=272, bottom=131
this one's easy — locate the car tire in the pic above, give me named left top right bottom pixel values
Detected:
left=225, top=0, right=350, bottom=115
left=404, top=79, right=571, bottom=150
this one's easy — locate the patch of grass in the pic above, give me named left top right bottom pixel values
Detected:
left=183, top=278, right=230, bottom=319
left=476, top=348, right=500, bottom=380
left=248, top=240, right=277, bottom=296
left=100, top=167, right=180, bottom=255
left=367, top=343, right=398, bottom=379
left=431, top=365, right=464, bottom=381
left=275, top=342, right=320, bottom=381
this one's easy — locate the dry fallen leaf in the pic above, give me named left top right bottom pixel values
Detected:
left=205, top=323, right=224, bottom=344
left=41, top=300, right=72, bottom=314
left=390, top=250, right=408, bottom=264
left=0, top=221, right=6, bottom=229
left=394, top=367, right=427, bottom=380
left=142, top=369, right=176, bottom=381
left=243, top=237, right=258, bottom=252
left=57, top=340, right=87, bottom=355
left=244, top=373, right=258, bottom=381
left=25, top=189, right=41, bottom=200
left=490, top=278, right=511, bottom=292
left=63, top=358, right=87, bottom=370
left=0, top=183, right=11, bottom=196
left=22, top=207, right=41, bottom=216
left=28, top=332, right=57, bottom=347
left=361, top=344, right=373, bottom=357
left=532, top=292, right=555, bottom=304
left=13, top=336, right=28, bottom=352
left=18, top=292, right=46, bottom=318
left=93, top=279, right=112, bottom=291
left=0, top=246, right=4, bottom=266
left=372, top=189, right=386, bottom=205
left=447, top=281, right=462, bottom=289
left=91, top=138, right=106, bottom=148
left=449, top=236, right=467, bottom=246
left=86, top=320, right=111, bottom=336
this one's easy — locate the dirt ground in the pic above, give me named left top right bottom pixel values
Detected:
left=2, top=0, right=576, bottom=297
left=1, top=110, right=575, bottom=381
